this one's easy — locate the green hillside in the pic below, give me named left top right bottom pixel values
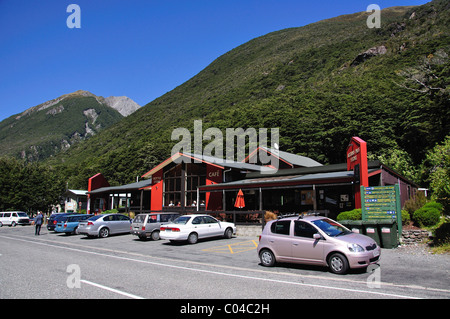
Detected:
left=0, top=91, right=124, bottom=161
left=50, top=0, right=449, bottom=189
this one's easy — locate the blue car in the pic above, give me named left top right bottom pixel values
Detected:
left=55, top=214, right=93, bottom=235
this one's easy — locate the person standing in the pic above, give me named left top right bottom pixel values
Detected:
left=35, top=211, right=43, bottom=235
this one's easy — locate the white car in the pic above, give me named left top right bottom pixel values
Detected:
left=160, top=214, right=236, bottom=244
left=0, top=211, right=30, bottom=227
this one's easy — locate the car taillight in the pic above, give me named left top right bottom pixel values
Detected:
left=87, top=221, right=94, bottom=226
left=160, top=227, right=180, bottom=232
left=259, top=235, right=261, bottom=242
left=142, top=226, right=146, bottom=231
left=64, top=223, right=67, bottom=228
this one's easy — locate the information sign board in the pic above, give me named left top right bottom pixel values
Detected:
left=361, top=185, right=402, bottom=233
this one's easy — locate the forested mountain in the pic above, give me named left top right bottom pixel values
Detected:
left=49, top=0, right=449, bottom=189
left=0, top=90, right=140, bottom=161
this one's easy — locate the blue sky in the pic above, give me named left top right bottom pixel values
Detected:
left=0, top=0, right=429, bottom=121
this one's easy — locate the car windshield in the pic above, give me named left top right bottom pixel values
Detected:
left=171, top=216, right=191, bottom=225
left=17, top=212, right=28, bottom=217
left=312, top=218, right=351, bottom=237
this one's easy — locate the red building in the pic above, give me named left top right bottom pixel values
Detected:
left=87, top=137, right=419, bottom=222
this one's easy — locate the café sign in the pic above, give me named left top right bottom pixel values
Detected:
left=346, top=137, right=369, bottom=208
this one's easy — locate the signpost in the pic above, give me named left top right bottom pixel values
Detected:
left=347, top=137, right=369, bottom=209
left=361, top=185, right=402, bottom=235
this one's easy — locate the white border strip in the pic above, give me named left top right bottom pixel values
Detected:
left=80, top=280, right=144, bottom=299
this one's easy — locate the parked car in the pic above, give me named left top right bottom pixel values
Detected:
left=159, top=214, right=236, bottom=244
left=55, top=214, right=93, bottom=235
left=131, top=212, right=180, bottom=240
left=47, top=213, right=74, bottom=231
left=0, top=211, right=30, bottom=227
left=257, top=215, right=381, bottom=274
left=78, top=213, right=132, bottom=238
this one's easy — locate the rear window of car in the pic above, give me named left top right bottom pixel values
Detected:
left=133, top=214, right=146, bottom=223
left=88, top=215, right=103, bottom=221
left=172, top=216, right=191, bottom=225
left=270, top=220, right=291, bottom=235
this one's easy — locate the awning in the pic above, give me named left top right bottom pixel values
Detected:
left=198, top=170, right=361, bottom=192
left=87, top=179, right=153, bottom=195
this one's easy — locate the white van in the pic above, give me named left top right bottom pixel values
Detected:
left=0, top=212, right=30, bottom=227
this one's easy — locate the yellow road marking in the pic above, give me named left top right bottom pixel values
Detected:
left=203, top=240, right=259, bottom=254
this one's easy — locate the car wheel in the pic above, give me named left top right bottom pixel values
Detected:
left=187, top=232, right=198, bottom=244
left=259, top=249, right=276, bottom=267
left=99, top=227, right=110, bottom=238
left=224, top=227, right=233, bottom=239
left=11, top=222, right=17, bottom=227
left=151, top=231, right=160, bottom=241
left=0, top=222, right=3, bottom=227
left=328, top=253, right=349, bottom=274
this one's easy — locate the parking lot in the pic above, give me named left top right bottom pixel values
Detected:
left=1, top=225, right=449, bottom=300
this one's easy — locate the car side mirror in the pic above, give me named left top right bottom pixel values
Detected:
left=313, top=233, right=322, bottom=240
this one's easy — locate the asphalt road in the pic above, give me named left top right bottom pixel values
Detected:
left=1, top=225, right=449, bottom=301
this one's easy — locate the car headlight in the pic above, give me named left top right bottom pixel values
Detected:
left=347, top=243, right=365, bottom=252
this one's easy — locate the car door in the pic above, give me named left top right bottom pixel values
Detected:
left=203, top=216, right=222, bottom=237
left=3, top=213, right=12, bottom=226
left=102, top=215, right=117, bottom=234
left=115, top=214, right=131, bottom=233
left=267, top=220, right=292, bottom=261
left=290, top=221, right=325, bottom=264
left=191, top=216, right=210, bottom=238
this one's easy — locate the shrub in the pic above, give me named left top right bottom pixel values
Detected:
left=101, top=209, right=119, bottom=214
left=434, top=220, right=450, bottom=245
left=423, top=201, right=443, bottom=212
left=337, top=209, right=362, bottom=221
left=403, top=192, right=428, bottom=215
left=401, top=210, right=411, bottom=225
left=413, top=206, right=441, bottom=227
left=264, top=211, right=277, bottom=222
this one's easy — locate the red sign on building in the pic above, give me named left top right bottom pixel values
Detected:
left=347, top=137, right=369, bottom=209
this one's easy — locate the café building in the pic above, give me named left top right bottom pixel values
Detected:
left=87, top=137, right=419, bottom=222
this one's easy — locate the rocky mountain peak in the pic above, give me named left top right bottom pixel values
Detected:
left=104, top=96, right=140, bottom=117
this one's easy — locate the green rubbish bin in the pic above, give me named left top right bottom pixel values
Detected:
left=345, top=220, right=365, bottom=234
left=362, top=220, right=381, bottom=247
left=378, top=219, right=398, bottom=249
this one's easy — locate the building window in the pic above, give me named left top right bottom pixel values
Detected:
left=164, top=165, right=182, bottom=207
left=163, top=163, right=206, bottom=207
left=186, top=164, right=206, bottom=207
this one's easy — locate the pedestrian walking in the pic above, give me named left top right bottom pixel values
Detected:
left=35, top=211, right=43, bottom=235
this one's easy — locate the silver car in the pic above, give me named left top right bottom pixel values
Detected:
left=131, top=212, right=180, bottom=240
left=257, top=215, right=381, bottom=274
left=78, top=213, right=132, bottom=238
